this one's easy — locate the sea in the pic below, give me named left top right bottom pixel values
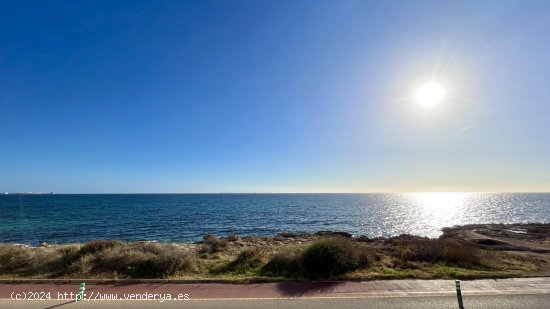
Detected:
left=0, top=193, right=549, bottom=245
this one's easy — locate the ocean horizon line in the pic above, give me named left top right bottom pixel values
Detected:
left=3, top=191, right=550, bottom=195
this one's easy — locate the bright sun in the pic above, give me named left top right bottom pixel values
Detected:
left=415, top=82, right=445, bottom=107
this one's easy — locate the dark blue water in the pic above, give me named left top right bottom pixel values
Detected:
left=1, top=193, right=549, bottom=244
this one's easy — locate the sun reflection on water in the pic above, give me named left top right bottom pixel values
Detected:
left=408, top=192, right=471, bottom=231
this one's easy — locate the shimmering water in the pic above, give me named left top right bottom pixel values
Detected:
left=0, top=193, right=548, bottom=244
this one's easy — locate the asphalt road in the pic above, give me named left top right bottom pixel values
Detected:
left=1, top=278, right=549, bottom=308
left=1, top=294, right=550, bottom=309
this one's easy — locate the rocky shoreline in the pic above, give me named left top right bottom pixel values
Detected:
left=2, top=223, right=549, bottom=281
left=14, top=223, right=550, bottom=254
left=182, top=223, right=550, bottom=254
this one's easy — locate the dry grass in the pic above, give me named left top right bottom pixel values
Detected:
left=0, top=245, right=66, bottom=277
left=393, top=236, right=482, bottom=268
left=80, top=242, right=196, bottom=278
left=0, top=242, right=196, bottom=279
left=223, top=248, right=267, bottom=273
left=1, top=228, right=548, bottom=280
left=199, top=234, right=228, bottom=254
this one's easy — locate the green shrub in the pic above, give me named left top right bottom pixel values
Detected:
left=225, top=248, right=265, bottom=273
left=302, top=237, right=371, bottom=278
left=262, top=251, right=302, bottom=277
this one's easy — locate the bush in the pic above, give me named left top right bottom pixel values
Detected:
left=262, top=251, right=302, bottom=277
left=0, top=245, right=32, bottom=274
left=225, top=248, right=265, bottom=273
left=67, top=254, right=95, bottom=275
left=302, top=237, right=371, bottom=278
left=151, top=249, right=195, bottom=276
left=133, top=242, right=168, bottom=255
left=29, top=248, right=64, bottom=275
left=88, top=244, right=194, bottom=278
left=442, top=240, right=481, bottom=267
left=0, top=245, right=65, bottom=276
left=59, top=242, right=196, bottom=278
left=76, top=240, right=123, bottom=260
left=398, top=238, right=444, bottom=263
left=397, top=237, right=481, bottom=267
left=200, top=234, right=228, bottom=253
left=58, top=245, right=81, bottom=267
left=93, top=248, right=153, bottom=276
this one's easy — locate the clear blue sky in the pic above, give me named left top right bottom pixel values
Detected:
left=1, top=0, right=549, bottom=193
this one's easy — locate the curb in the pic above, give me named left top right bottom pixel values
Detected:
left=1, top=275, right=549, bottom=285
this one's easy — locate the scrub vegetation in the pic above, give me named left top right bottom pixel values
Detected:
left=0, top=224, right=549, bottom=281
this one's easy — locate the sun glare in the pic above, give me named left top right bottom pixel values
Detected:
left=409, top=192, right=470, bottom=223
left=415, top=82, right=445, bottom=107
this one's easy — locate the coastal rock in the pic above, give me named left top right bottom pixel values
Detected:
left=225, top=234, right=240, bottom=242
left=315, top=231, right=353, bottom=238
left=276, top=232, right=309, bottom=238
left=442, top=224, right=550, bottom=253
left=12, top=244, right=31, bottom=248
left=355, top=235, right=371, bottom=242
